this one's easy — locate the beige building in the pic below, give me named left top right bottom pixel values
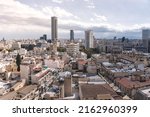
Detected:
left=87, top=60, right=97, bottom=74
left=11, top=80, right=26, bottom=91
left=44, top=59, right=64, bottom=69
left=31, top=68, right=52, bottom=85
left=59, top=72, right=72, bottom=97
left=66, top=42, right=79, bottom=57
left=20, top=63, right=31, bottom=83
left=64, top=76, right=72, bottom=97
left=5, top=62, right=18, bottom=72
left=0, top=62, right=11, bottom=73
left=11, top=42, right=21, bottom=50
left=77, top=59, right=87, bottom=71
left=0, top=85, right=37, bottom=100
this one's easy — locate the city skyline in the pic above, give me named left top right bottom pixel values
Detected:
left=1, top=0, right=150, bottom=39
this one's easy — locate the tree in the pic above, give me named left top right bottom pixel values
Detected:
left=79, top=46, right=100, bottom=58
left=28, top=44, right=34, bottom=51
left=114, top=36, right=117, bottom=40
left=57, top=47, right=66, bottom=52
left=122, top=37, right=126, bottom=42
left=16, top=53, right=21, bottom=71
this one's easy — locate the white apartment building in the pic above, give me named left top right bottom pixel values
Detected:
left=31, top=68, right=52, bottom=85
left=20, top=63, right=30, bottom=82
left=0, top=62, right=10, bottom=73
left=13, top=48, right=27, bottom=56
left=44, top=59, right=64, bottom=69
left=0, top=43, right=4, bottom=50
left=66, top=42, right=79, bottom=57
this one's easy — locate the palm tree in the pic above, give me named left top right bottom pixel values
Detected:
left=16, top=53, right=21, bottom=71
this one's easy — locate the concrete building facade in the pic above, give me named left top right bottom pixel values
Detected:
left=85, top=30, right=94, bottom=48
left=51, top=17, right=58, bottom=42
left=70, top=30, right=74, bottom=41
left=66, top=42, right=79, bottom=57
left=142, top=29, right=150, bottom=53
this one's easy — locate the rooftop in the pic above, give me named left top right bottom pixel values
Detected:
left=0, top=85, right=37, bottom=100
left=0, top=62, right=10, bottom=68
left=102, top=62, right=114, bottom=67
left=18, top=85, right=37, bottom=96
left=115, top=78, right=150, bottom=89
left=140, top=87, right=150, bottom=97
left=80, top=84, right=121, bottom=100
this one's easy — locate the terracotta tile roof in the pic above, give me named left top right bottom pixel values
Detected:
left=115, top=78, right=150, bottom=89
left=78, top=60, right=87, bottom=65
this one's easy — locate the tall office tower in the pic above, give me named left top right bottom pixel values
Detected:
left=85, top=30, right=94, bottom=48
left=51, top=16, right=58, bottom=42
left=43, top=34, right=47, bottom=40
left=70, top=30, right=74, bottom=41
left=142, top=29, right=150, bottom=53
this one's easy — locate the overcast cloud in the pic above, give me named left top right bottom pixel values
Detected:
left=0, top=0, right=150, bottom=39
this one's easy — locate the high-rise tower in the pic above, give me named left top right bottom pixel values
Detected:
left=51, top=16, right=58, bottom=42
left=70, top=30, right=74, bottom=41
left=142, top=29, right=150, bottom=53
left=85, top=30, right=94, bottom=48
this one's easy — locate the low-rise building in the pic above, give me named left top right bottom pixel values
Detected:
left=31, top=68, right=53, bottom=85
left=11, top=42, right=21, bottom=50
left=0, top=85, right=37, bottom=100
left=77, top=59, right=87, bottom=71
left=79, top=84, right=121, bottom=100
left=59, top=71, right=72, bottom=97
left=86, top=60, right=97, bottom=74
left=44, top=59, right=64, bottom=69
left=135, top=87, right=150, bottom=100
left=66, top=42, right=79, bottom=57
left=0, top=62, right=11, bottom=73
left=115, top=78, right=150, bottom=98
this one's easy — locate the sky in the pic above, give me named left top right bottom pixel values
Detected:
left=0, top=0, right=150, bottom=39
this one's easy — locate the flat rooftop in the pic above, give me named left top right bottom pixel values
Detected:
left=0, top=85, right=37, bottom=100
left=80, top=84, right=122, bottom=100
left=140, top=87, right=150, bottom=97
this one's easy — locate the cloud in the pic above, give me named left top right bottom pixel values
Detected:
left=0, top=0, right=80, bottom=38
left=94, top=13, right=107, bottom=22
left=84, top=0, right=95, bottom=9
left=51, top=0, right=74, bottom=4
left=0, top=0, right=150, bottom=39
left=52, top=0, right=63, bottom=4
left=42, top=6, right=78, bottom=19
